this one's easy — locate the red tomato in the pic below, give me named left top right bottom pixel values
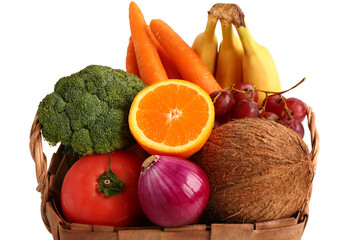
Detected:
left=61, top=150, right=146, bottom=227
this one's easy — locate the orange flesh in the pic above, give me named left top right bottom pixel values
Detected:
left=136, top=84, right=209, bottom=147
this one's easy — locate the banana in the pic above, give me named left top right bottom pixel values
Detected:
left=215, top=19, right=243, bottom=88
left=232, top=6, right=281, bottom=105
left=191, top=13, right=218, bottom=75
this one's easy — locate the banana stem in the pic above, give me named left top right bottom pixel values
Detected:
left=209, top=3, right=244, bottom=26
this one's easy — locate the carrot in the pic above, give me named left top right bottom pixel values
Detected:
left=146, top=26, right=181, bottom=79
left=129, top=2, right=168, bottom=85
left=125, top=36, right=140, bottom=77
left=150, top=19, right=222, bottom=94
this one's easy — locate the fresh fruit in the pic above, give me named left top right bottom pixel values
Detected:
left=210, top=4, right=243, bottom=88
left=191, top=11, right=219, bottom=75
left=280, top=118, right=305, bottom=138
left=210, top=90, right=236, bottom=118
left=215, top=112, right=232, bottom=124
left=228, top=4, right=281, bottom=105
left=60, top=151, right=146, bottom=227
left=128, top=79, right=215, bottom=158
left=263, top=94, right=286, bottom=117
left=138, top=155, right=210, bottom=227
left=231, top=100, right=259, bottom=119
left=259, top=111, right=280, bottom=121
left=231, top=82, right=259, bottom=102
left=191, top=118, right=313, bottom=223
left=282, top=97, right=307, bottom=122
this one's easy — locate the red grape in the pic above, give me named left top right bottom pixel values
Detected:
left=259, top=112, right=280, bottom=121
left=215, top=111, right=232, bottom=124
left=210, top=90, right=236, bottom=118
left=231, top=100, right=259, bottom=119
left=263, top=94, right=286, bottom=117
left=282, top=98, right=307, bottom=122
left=231, top=82, right=259, bottom=102
left=280, top=118, right=304, bottom=138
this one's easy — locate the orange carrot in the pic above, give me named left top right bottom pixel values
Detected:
left=150, top=19, right=222, bottom=94
left=129, top=2, right=168, bottom=85
left=126, top=36, right=140, bottom=77
left=146, top=26, right=181, bottom=79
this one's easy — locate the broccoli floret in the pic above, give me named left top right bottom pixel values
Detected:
left=66, top=94, right=108, bottom=131
left=71, top=129, right=94, bottom=156
left=37, top=65, right=147, bottom=156
left=89, top=109, right=130, bottom=153
left=38, top=93, right=72, bottom=146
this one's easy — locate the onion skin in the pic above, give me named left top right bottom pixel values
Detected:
left=138, top=155, right=210, bottom=227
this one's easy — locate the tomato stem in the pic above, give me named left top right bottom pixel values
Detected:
left=98, top=153, right=124, bottom=197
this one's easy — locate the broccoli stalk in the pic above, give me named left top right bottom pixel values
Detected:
left=38, top=65, right=146, bottom=156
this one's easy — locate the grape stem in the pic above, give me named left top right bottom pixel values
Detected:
left=258, top=77, right=306, bottom=119
left=212, top=89, right=229, bottom=104
left=256, top=77, right=306, bottom=95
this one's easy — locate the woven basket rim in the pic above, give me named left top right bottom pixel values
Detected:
left=29, top=105, right=319, bottom=233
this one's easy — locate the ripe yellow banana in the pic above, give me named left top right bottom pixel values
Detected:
left=191, top=13, right=218, bottom=75
left=233, top=6, right=281, bottom=105
left=215, top=19, right=243, bottom=88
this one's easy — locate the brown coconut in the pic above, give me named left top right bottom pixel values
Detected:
left=191, top=118, right=314, bottom=223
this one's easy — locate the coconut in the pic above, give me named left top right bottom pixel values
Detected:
left=191, top=118, right=314, bottom=223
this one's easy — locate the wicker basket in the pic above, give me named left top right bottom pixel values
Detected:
left=29, top=106, right=319, bottom=240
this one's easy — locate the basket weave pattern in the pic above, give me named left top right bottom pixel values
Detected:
left=29, top=106, right=319, bottom=240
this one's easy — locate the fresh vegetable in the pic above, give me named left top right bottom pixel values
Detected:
left=61, top=150, right=146, bottom=227
left=129, top=2, right=168, bottom=85
left=38, top=65, right=146, bottom=156
left=128, top=80, right=215, bottom=158
left=191, top=118, right=313, bottom=223
left=126, top=27, right=181, bottom=80
left=138, top=155, right=210, bottom=227
left=150, top=19, right=222, bottom=94
left=146, top=26, right=181, bottom=79
left=126, top=37, right=140, bottom=77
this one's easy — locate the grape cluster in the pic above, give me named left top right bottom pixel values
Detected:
left=210, top=83, right=307, bottom=138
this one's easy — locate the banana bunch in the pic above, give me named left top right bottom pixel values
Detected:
left=192, top=3, right=281, bottom=105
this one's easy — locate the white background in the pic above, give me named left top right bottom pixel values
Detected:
left=1, top=0, right=346, bottom=239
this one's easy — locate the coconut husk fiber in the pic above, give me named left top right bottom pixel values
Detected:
left=191, top=118, right=314, bottom=224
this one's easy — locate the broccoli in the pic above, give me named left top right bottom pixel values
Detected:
left=38, top=65, right=147, bottom=156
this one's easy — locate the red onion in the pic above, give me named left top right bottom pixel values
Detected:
left=138, top=155, right=210, bottom=227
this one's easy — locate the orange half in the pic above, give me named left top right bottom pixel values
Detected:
left=128, top=80, right=215, bottom=158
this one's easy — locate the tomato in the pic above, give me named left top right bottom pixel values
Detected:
left=61, top=150, right=146, bottom=227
